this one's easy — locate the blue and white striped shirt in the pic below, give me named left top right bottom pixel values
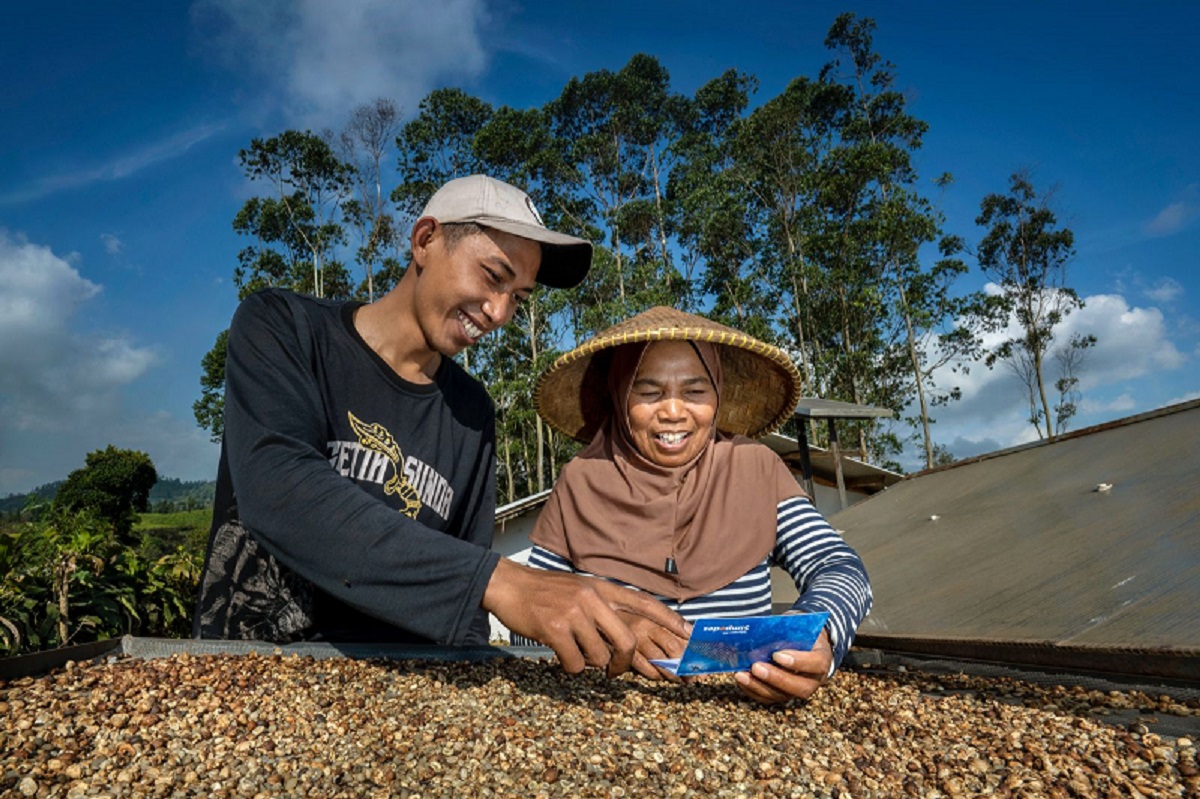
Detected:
left=520, top=495, right=872, bottom=671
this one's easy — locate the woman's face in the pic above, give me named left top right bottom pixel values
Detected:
left=625, top=341, right=718, bottom=468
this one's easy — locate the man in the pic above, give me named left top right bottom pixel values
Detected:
left=194, top=175, right=686, bottom=675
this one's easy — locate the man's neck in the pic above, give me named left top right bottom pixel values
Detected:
left=354, top=287, right=441, bottom=384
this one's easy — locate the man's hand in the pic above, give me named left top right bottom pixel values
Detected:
left=734, top=628, right=833, bottom=705
left=483, top=558, right=689, bottom=677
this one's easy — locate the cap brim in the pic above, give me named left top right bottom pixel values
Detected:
left=474, top=217, right=592, bottom=289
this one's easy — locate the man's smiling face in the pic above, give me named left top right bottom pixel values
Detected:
left=411, top=220, right=540, bottom=357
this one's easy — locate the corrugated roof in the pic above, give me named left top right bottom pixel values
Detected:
left=835, top=400, right=1200, bottom=671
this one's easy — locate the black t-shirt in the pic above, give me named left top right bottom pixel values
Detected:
left=194, top=289, right=499, bottom=644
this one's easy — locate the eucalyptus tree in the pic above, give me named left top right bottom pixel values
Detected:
left=970, top=171, right=1092, bottom=439
left=234, top=130, right=355, bottom=299
left=730, top=75, right=847, bottom=389
left=338, top=98, right=403, bottom=301
left=391, top=88, right=494, bottom=219
left=669, top=68, right=790, bottom=341
left=811, top=13, right=967, bottom=466
left=549, top=54, right=685, bottom=337
left=197, top=110, right=390, bottom=442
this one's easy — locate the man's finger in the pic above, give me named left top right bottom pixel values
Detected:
left=594, top=605, right=638, bottom=678
left=543, top=621, right=587, bottom=674
left=596, top=581, right=690, bottom=637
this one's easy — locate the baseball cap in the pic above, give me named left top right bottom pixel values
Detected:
left=420, top=174, right=593, bottom=289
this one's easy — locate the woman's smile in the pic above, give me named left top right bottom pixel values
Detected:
left=626, top=341, right=717, bottom=468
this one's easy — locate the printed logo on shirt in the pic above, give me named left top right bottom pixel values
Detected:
left=324, top=411, right=454, bottom=521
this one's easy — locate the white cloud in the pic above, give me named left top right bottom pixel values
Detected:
left=1079, top=393, right=1136, bottom=416
left=922, top=288, right=1187, bottom=460
left=1144, top=276, right=1184, bottom=304
left=0, top=231, right=219, bottom=494
left=1142, top=184, right=1200, bottom=237
left=0, top=231, right=158, bottom=426
left=1163, top=390, right=1200, bottom=407
left=100, top=233, right=124, bottom=256
left=1064, top=294, right=1185, bottom=385
left=193, top=0, right=489, bottom=126
left=0, top=123, right=226, bottom=205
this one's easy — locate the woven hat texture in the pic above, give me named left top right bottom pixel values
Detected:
left=535, top=306, right=802, bottom=442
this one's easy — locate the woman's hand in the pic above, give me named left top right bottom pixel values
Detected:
left=733, top=628, right=833, bottom=705
left=616, top=610, right=692, bottom=681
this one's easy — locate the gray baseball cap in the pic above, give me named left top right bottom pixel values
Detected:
left=420, top=174, right=592, bottom=289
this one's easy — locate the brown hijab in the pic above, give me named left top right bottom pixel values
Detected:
left=530, top=340, right=806, bottom=600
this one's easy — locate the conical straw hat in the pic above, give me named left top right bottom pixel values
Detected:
left=535, top=306, right=802, bottom=442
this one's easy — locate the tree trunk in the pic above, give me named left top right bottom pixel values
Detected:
left=55, top=554, right=73, bottom=645
left=898, top=282, right=934, bottom=468
left=527, top=302, right=546, bottom=493
left=503, top=436, right=514, bottom=504
left=649, top=145, right=672, bottom=289
left=1034, top=347, right=1053, bottom=439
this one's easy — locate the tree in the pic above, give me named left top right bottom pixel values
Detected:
left=392, top=88, right=494, bottom=217
left=233, top=130, right=355, bottom=300
left=971, top=171, right=1092, bottom=439
left=729, top=74, right=843, bottom=380
left=669, top=69, right=760, bottom=320
left=549, top=54, right=685, bottom=335
left=1053, top=332, right=1096, bottom=433
left=194, top=328, right=228, bottom=443
left=338, top=98, right=404, bottom=301
left=52, top=446, right=158, bottom=545
left=811, top=13, right=960, bottom=467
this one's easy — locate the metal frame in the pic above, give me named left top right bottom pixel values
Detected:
left=793, top=398, right=894, bottom=509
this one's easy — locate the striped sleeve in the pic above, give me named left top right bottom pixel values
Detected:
left=773, top=496, right=873, bottom=673
left=526, top=546, right=577, bottom=573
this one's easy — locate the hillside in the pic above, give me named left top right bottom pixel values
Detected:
left=0, top=477, right=216, bottom=515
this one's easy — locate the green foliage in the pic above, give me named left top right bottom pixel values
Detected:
left=194, top=13, right=1098, bottom=486
left=146, top=478, right=216, bottom=513
left=194, top=328, right=228, bottom=444
left=0, top=481, right=59, bottom=517
left=966, top=170, right=1089, bottom=439
left=0, top=508, right=202, bottom=657
left=134, top=509, right=212, bottom=561
left=0, top=451, right=205, bottom=656
left=53, top=446, right=157, bottom=546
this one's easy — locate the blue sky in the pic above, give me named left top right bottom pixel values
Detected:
left=1, top=0, right=1197, bottom=494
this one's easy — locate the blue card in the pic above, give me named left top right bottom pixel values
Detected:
left=650, top=611, right=830, bottom=676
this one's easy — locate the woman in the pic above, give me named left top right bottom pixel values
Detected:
left=525, top=307, right=872, bottom=704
